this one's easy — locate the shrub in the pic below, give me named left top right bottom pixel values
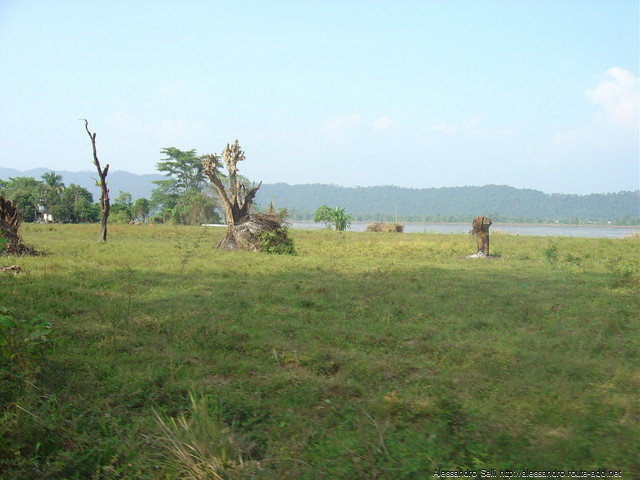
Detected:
left=365, top=222, right=404, bottom=233
left=154, top=392, right=261, bottom=479
left=259, top=227, right=296, bottom=255
left=313, top=205, right=352, bottom=231
left=0, top=306, right=52, bottom=381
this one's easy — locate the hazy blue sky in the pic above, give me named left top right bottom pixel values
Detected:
left=0, top=0, right=638, bottom=194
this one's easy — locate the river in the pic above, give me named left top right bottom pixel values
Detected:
left=288, top=222, right=639, bottom=239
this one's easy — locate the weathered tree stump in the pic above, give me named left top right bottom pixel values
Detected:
left=0, top=196, right=37, bottom=255
left=202, top=141, right=294, bottom=254
left=472, top=216, right=492, bottom=256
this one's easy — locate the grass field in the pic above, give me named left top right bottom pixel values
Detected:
left=1, top=224, right=638, bottom=479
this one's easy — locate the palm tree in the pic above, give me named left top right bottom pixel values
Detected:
left=41, top=171, right=65, bottom=192
left=40, top=171, right=65, bottom=221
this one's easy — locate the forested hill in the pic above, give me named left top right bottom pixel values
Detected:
left=1, top=167, right=637, bottom=224
left=256, top=183, right=640, bottom=224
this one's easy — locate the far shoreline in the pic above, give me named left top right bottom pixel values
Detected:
left=291, top=220, right=640, bottom=229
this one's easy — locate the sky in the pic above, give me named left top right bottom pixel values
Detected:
left=0, top=0, right=638, bottom=194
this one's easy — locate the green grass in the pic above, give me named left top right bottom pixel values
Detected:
left=1, top=224, right=638, bottom=479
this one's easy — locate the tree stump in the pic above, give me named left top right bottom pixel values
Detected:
left=0, top=196, right=37, bottom=255
left=472, top=216, right=492, bottom=256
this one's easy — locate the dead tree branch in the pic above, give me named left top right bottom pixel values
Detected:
left=81, top=119, right=110, bottom=242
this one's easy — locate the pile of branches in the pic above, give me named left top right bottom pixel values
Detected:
left=0, top=196, right=38, bottom=256
left=365, top=222, right=404, bottom=233
left=217, top=214, right=295, bottom=254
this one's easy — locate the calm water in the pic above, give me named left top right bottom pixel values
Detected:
left=289, top=222, right=639, bottom=239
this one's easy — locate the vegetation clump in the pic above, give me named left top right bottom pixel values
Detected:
left=313, top=205, right=352, bottom=231
left=154, top=392, right=261, bottom=479
left=220, top=213, right=295, bottom=254
left=365, top=222, right=404, bottom=232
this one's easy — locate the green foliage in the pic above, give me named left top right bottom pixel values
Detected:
left=156, top=147, right=207, bottom=193
left=542, top=241, right=559, bottom=264
left=154, top=391, right=260, bottom=479
left=41, top=171, right=64, bottom=191
left=311, top=205, right=330, bottom=226
left=313, top=205, right=352, bottom=231
left=50, top=184, right=99, bottom=223
left=152, top=148, right=221, bottom=225
left=259, top=227, right=296, bottom=255
left=0, top=176, right=100, bottom=224
left=264, top=201, right=290, bottom=221
left=332, top=206, right=352, bottom=231
left=109, top=210, right=132, bottom=225
left=0, top=306, right=52, bottom=377
left=0, top=176, right=42, bottom=221
left=110, top=191, right=136, bottom=224
left=313, top=204, right=334, bottom=228
left=132, top=197, right=150, bottom=223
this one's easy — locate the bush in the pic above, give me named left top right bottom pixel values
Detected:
left=259, top=227, right=296, bottom=255
left=365, top=222, right=404, bottom=233
left=0, top=306, right=52, bottom=382
left=154, top=392, right=261, bottom=479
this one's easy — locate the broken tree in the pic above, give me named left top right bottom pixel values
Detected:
left=202, top=140, right=292, bottom=252
left=82, top=119, right=110, bottom=242
left=0, top=196, right=37, bottom=255
left=471, top=216, right=492, bottom=256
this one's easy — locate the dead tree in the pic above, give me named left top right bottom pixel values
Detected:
left=202, top=140, right=267, bottom=250
left=0, top=196, right=36, bottom=255
left=82, top=119, right=110, bottom=242
left=471, top=216, right=492, bottom=256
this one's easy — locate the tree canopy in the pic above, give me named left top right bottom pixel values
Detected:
left=0, top=175, right=99, bottom=223
left=313, top=205, right=352, bottom=231
left=151, top=147, right=221, bottom=225
left=156, top=148, right=206, bottom=194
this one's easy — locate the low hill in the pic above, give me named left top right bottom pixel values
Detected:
left=256, top=183, right=640, bottom=224
left=1, top=168, right=637, bottom=224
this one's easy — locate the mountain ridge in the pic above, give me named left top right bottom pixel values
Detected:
left=1, top=168, right=638, bottom=223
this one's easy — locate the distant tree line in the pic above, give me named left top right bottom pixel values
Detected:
left=256, top=184, right=640, bottom=225
left=0, top=174, right=99, bottom=223
left=0, top=148, right=225, bottom=226
left=3, top=162, right=637, bottom=226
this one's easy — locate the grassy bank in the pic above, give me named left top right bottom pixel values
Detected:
left=1, top=224, right=638, bottom=479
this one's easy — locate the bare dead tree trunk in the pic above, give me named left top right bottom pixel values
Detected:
left=472, top=216, right=492, bottom=256
left=82, top=119, right=110, bottom=242
left=0, top=196, right=36, bottom=255
left=202, top=140, right=263, bottom=250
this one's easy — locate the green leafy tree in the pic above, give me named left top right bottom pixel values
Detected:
left=111, top=191, right=133, bottom=224
left=1, top=177, right=43, bottom=221
left=152, top=147, right=221, bottom=225
left=40, top=171, right=65, bottom=221
left=313, top=205, right=352, bottom=231
left=50, top=184, right=98, bottom=223
left=313, top=205, right=334, bottom=229
left=41, top=171, right=64, bottom=191
left=156, top=148, right=207, bottom=193
left=132, top=198, right=151, bottom=223
left=174, top=191, right=221, bottom=226
left=332, top=206, right=352, bottom=231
